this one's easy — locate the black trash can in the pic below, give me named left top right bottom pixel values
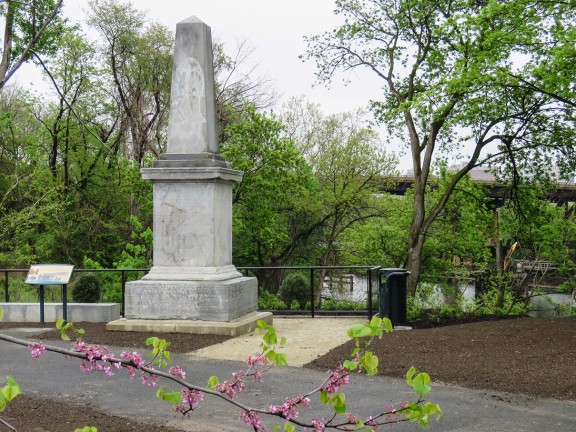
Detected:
left=379, top=268, right=410, bottom=326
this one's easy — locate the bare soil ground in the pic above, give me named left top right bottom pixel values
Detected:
left=1, top=316, right=575, bottom=431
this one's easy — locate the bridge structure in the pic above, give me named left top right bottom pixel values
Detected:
left=383, top=175, right=576, bottom=207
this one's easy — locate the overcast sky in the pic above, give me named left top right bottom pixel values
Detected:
left=55, top=0, right=381, bottom=114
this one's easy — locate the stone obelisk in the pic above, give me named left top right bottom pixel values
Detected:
left=108, top=17, right=271, bottom=335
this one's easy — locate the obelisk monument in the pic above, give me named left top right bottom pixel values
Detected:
left=108, top=17, right=271, bottom=335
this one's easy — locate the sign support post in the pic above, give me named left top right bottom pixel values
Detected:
left=25, top=264, right=74, bottom=324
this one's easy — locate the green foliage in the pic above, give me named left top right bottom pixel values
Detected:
left=289, top=299, right=301, bottom=311
left=56, top=318, right=85, bottom=341
left=74, top=427, right=98, bottom=432
left=0, top=376, right=21, bottom=412
left=280, top=273, right=309, bottom=309
left=320, top=299, right=366, bottom=311
left=258, top=290, right=287, bottom=310
left=255, top=320, right=288, bottom=366
left=72, top=273, right=102, bottom=303
left=222, top=105, right=320, bottom=272
left=156, top=387, right=181, bottom=405
left=146, top=337, right=172, bottom=369
left=346, top=316, right=393, bottom=376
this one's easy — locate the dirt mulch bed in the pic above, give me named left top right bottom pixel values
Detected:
left=0, top=321, right=233, bottom=353
left=306, top=317, right=576, bottom=401
left=1, top=396, right=184, bottom=432
left=1, top=317, right=575, bottom=431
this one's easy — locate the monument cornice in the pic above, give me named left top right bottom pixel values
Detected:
left=141, top=166, right=243, bottom=183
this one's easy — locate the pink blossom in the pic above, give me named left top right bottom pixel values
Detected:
left=268, top=396, right=310, bottom=420
left=240, top=410, right=265, bottom=431
left=169, top=366, right=186, bottom=380
left=27, top=342, right=46, bottom=358
left=247, top=352, right=271, bottom=367
left=216, top=379, right=245, bottom=398
left=345, top=413, right=358, bottom=423
left=323, top=367, right=349, bottom=394
left=120, top=351, right=144, bottom=368
left=311, top=418, right=326, bottom=431
left=176, top=389, right=204, bottom=416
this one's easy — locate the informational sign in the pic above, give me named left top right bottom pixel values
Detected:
left=25, top=264, right=74, bottom=285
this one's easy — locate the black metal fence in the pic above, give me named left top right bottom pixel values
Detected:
left=1, top=266, right=382, bottom=319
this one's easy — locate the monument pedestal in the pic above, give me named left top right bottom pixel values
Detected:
left=124, top=276, right=257, bottom=321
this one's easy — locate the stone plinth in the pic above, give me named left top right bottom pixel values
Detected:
left=107, top=311, right=272, bottom=337
left=124, top=277, right=257, bottom=321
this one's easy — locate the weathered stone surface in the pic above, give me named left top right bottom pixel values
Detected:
left=124, top=277, right=257, bottom=322
left=0, top=303, right=120, bottom=323
left=166, top=16, right=217, bottom=155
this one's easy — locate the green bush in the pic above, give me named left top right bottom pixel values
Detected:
left=280, top=273, right=309, bottom=307
left=258, top=289, right=287, bottom=310
left=72, top=273, right=102, bottom=303
left=289, top=299, right=301, bottom=310
left=320, top=299, right=366, bottom=311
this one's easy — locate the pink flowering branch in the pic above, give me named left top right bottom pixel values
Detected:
left=0, top=316, right=442, bottom=431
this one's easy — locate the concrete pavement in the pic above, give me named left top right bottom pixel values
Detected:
left=1, top=318, right=575, bottom=431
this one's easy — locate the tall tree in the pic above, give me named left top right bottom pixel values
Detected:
left=221, top=105, right=320, bottom=292
left=305, top=0, right=576, bottom=294
left=0, top=0, right=66, bottom=89
left=86, top=0, right=173, bottom=164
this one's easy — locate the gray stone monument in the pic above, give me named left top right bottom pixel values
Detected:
left=107, top=16, right=271, bottom=336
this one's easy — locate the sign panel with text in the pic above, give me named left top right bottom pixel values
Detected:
left=25, top=264, right=74, bottom=285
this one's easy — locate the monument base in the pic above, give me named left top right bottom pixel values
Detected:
left=124, top=276, right=257, bottom=322
left=106, top=311, right=272, bottom=337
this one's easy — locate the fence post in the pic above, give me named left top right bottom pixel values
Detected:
left=121, top=270, right=126, bottom=318
left=4, top=271, right=8, bottom=302
left=367, top=268, right=373, bottom=322
left=310, top=268, right=315, bottom=318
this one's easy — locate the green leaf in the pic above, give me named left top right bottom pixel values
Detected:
left=343, top=360, right=359, bottom=371
left=332, top=392, right=347, bottom=414
left=0, top=376, right=21, bottom=412
left=284, top=423, right=295, bottom=432
left=56, top=318, right=66, bottom=329
left=156, top=387, right=182, bottom=405
left=0, top=307, right=3, bottom=321
left=207, top=376, right=220, bottom=390
left=320, top=390, right=329, bottom=404
left=411, top=372, right=432, bottom=396
left=382, top=317, right=393, bottom=333
left=275, top=352, right=288, bottom=366
left=347, top=324, right=373, bottom=338
left=425, top=402, right=443, bottom=420
left=360, top=351, right=379, bottom=375
left=74, top=427, right=98, bottom=432
left=406, top=366, right=417, bottom=385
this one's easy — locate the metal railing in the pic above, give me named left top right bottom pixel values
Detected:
left=1, top=265, right=381, bottom=320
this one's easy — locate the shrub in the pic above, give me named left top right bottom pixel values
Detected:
left=280, top=273, right=309, bottom=307
left=258, top=289, right=287, bottom=310
left=320, top=299, right=366, bottom=311
left=289, top=299, right=301, bottom=310
left=72, top=273, right=102, bottom=303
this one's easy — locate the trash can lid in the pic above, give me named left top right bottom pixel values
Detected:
left=379, top=268, right=410, bottom=275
